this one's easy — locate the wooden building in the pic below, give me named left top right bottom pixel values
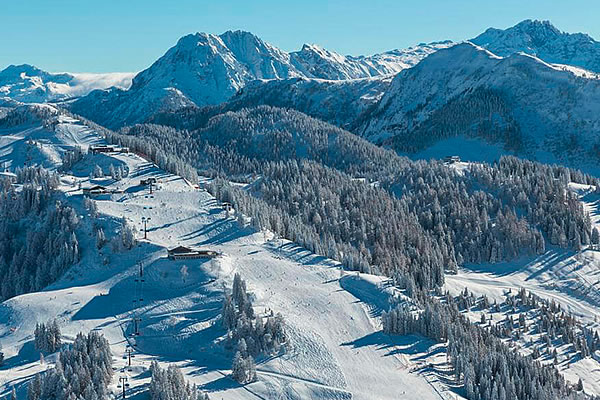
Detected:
left=89, top=145, right=129, bottom=154
left=167, top=246, right=220, bottom=260
left=444, top=155, right=461, bottom=164
left=82, top=185, right=110, bottom=196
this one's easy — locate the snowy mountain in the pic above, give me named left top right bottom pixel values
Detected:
left=229, top=76, right=391, bottom=130
left=6, top=20, right=600, bottom=400
left=70, top=30, right=452, bottom=129
left=150, top=76, right=391, bottom=132
left=2, top=101, right=600, bottom=399
left=131, top=30, right=300, bottom=107
left=349, top=40, right=455, bottom=75
left=0, top=106, right=450, bottom=400
left=289, top=41, right=453, bottom=80
left=471, top=19, right=600, bottom=73
left=360, top=42, right=600, bottom=172
left=0, top=64, right=134, bottom=103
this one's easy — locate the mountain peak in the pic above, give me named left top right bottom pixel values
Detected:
left=0, top=64, right=57, bottom=80
left=219, top=29, right=260, bottom=39
left=299, top=43, right=327, bottom=53
left=471, top=19, right=600, bottom=72
left=514, top=19, right=560, bottom=32
left=218, top=29, right=281, bottom=56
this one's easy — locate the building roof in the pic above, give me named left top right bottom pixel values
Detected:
left=84, top=185, right=107, bottom=191
left=168, top=246, right=194, bottom=254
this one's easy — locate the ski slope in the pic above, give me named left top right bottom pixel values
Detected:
left=0, top=111, right=450, bottom=399
left=444, top=178, right=600, bottom=396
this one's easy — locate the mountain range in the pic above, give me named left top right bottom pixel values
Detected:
left=471, top=19, right=600, bottom=73
left=0, top=64, right=134, bottom=103
left=360, top=42, right=600, bottom=168
left=4, top=19, right=600, bottom=172
left=4, top=17, right=600, bottom=400
left=66, top=31, right=452, bottom=128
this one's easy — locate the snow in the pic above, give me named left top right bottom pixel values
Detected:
left=0, top=64, right=134, bottom=103
left=361, top=41, right=600, bottom=174
left=70, top=32, right=453, bottom=128
left=0, top=112, right=448, bottom=400
left=410, top=136, right=513, bottom=164
left=471, top=19, right=600, bottom=73
left=439, top=178, right=600, bottom=395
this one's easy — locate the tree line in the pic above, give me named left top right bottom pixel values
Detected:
left=27, top=331, right=113, bottom=400
left=66, top=106, right=597, bottom=293
left=221, top=273, right=287, bottom=383
left=0, top=167, right=80, bottom=300
left=382, top=299, right=592, bottom=400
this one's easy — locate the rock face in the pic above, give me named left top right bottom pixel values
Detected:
left=67, top=18, right=600, bottom=155
left=0, top=64, right=133, bottom=103
left=69, top=30, right=453, bottom=128
left=471, top=19, right=600, bottom=73
left=289, top=41, right=453, bottom=80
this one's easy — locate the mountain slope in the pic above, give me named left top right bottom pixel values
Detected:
left=0, top=64, right=134, bottom=103
left=360, top=42, right=600, bottom=172
left=471, top=19, right=600, bottom=73
left=289, top=41, right=453, bottom=80
left=150, top=76, right=391, bottom=132
left=70, top=30, right=452, bottom=129
left=0, top=107, right=446, bottom=400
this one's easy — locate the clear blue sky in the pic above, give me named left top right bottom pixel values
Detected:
left=2, top=0, right=599, bottom=73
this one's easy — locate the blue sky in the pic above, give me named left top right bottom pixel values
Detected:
left=2, top=0, right=599, bottom=73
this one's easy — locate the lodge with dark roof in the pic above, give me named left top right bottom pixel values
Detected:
left=167, top=246, right=220, bottom=260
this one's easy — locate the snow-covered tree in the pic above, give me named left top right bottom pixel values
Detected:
left=0, top=168, right=80, bottom=301
left=149, top=361, right=209, bottom=400
left=592, top=227, right=600, bottom=249
left=92, top=164, right=104, bottom=178
left=180, top=265, right=189, bottom=283
left=231, top=351, right=256, bottom=384
left=117, top=217, right=136, bottom=250
left=34, top=320, right=62, bottom=353
left=28, top=331, right=112, bottom=400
